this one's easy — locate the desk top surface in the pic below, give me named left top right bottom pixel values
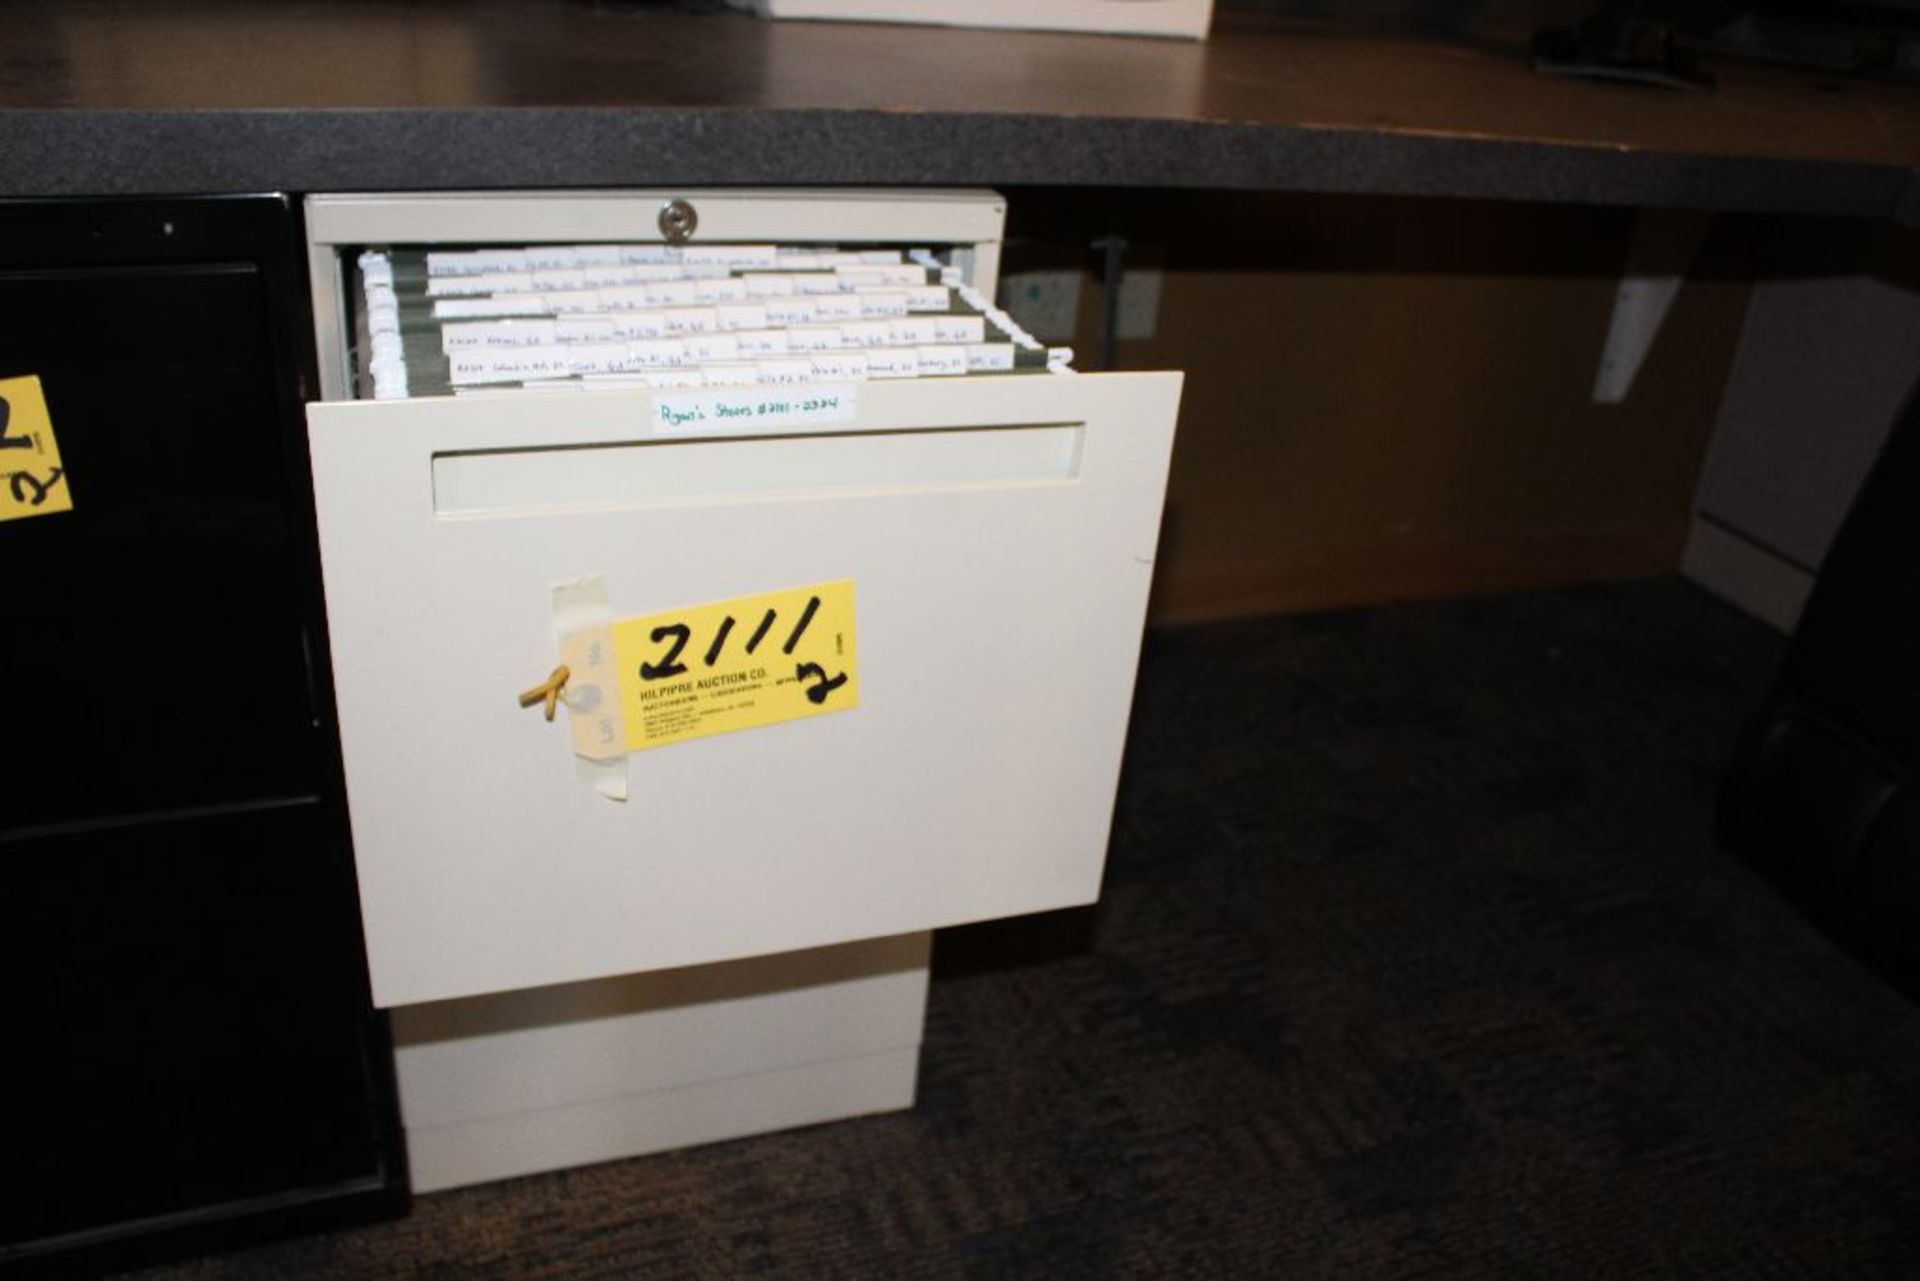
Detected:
left=2, top=1, right=1916, bottom=217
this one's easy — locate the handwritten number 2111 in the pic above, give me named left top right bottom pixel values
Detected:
left=638, top=595, right=847, bottom=704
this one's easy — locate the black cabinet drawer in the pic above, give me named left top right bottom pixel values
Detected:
left=4, top=800, right=403, bottom=1263
left=1, top=256, right=320, bottom=831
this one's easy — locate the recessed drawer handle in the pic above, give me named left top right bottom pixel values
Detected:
left=430, top=423, right=1085, bottom=519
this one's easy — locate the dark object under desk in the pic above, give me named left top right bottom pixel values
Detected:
left=1720, top=376, right=1920, bottom=988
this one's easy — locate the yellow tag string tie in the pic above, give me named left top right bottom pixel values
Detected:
left=517, top=665, right=571, bottom=722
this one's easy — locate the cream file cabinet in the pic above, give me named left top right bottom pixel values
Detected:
left=303, top=190, right=1181, bottom=1190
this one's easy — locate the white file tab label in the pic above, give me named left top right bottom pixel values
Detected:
left=654, top=384, right=859, bottom=435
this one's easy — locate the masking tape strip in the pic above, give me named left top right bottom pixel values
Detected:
left=552, top=575, right=628, bottom=802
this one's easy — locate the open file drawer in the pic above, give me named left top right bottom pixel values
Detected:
left=305, top=191, right=1182, bottom=1009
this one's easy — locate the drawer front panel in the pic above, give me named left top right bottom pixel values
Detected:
left=309, top=372, right=1179, bottom=1006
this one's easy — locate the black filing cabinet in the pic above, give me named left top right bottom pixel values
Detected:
left=0, top=197, right=406, bottom=1273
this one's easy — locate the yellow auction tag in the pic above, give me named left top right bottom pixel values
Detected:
left=612, top=579, right=858, bottom=752
left=0, top=375, right=74, bottom=523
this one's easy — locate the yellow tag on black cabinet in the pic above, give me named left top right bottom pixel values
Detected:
left=612, top=580, right=857, bottom=751
left=0, top=375, right=74, bottom=523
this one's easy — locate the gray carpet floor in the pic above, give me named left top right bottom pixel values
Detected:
left=130, top=579, right=1920, bottom=1278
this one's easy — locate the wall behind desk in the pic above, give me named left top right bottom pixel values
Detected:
left=1002, top=190, right=1753, bottom=624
